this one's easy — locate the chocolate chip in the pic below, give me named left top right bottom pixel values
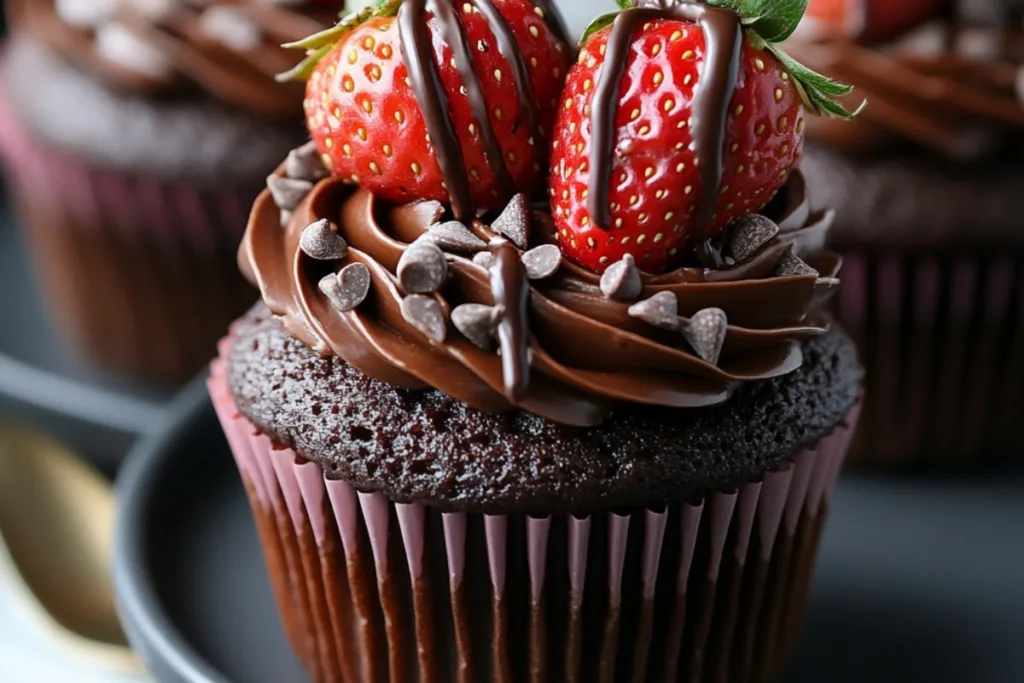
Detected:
left=490, top=193, right=529, bottom=248
left=473, top=251, right=495, bottom=269
left=318, top=263, right=370, bottom=312
left=682, top=308, right=728, bottom=366
left=266, top=175, right=313, bottom=212
left=627, top=291, right=679, bottom=331
left=521, top=244, right=561, bottom=280
left=285, top=141, right=329, bottom=183
left=422, top=220, right=487, bottom=252
left=775, top=247, right=819, bottom=277
left=397, top=242, right=448, bottom=293
left=727, top=214, right=779, bottom=264
left=600, top=254, right=643, bottom=301
left=401, top=295, right=446, bottom=342
left=299, top=219, right=347, bottom=260
left=451, top=303, right=502, bottom=349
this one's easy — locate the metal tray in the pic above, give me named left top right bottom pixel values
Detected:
left=114, top=374, right=1024, bottom=683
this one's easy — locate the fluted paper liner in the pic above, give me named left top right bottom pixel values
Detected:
left=835, top=250, right=1024, bottom=466
left=209, top=337, right=859, bottom=683
left=0, top=90, right=257, bottom=384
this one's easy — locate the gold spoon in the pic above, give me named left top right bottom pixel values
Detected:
left=0, top=424, right=143, bottom=673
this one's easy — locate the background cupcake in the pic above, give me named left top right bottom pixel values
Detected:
left=791, top=0, right=1024, bottom=467
left=209, top=1, right=864, bottom=681
left=0, top=0, right=340, bottom=384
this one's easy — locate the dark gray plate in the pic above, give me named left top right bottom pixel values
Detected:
left=0, top=201, right=170, bottom=471
left=114, top=374, right=1024, bottom=683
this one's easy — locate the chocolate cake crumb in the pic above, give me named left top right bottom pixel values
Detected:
left=228, top=304, right=861, bottom=515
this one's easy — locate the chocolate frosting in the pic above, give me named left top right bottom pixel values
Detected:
left=241, top=166, right=842, bottom=427
left=787, top=20, right=1024, bottom=161
left=11, top=0, right=338, bottom=118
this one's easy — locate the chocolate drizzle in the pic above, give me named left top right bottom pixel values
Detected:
left=488, top=240, right=531, bottom=399
left=589, top=2, right=742, bottom=267
left=397, top=0, right=571, bottom=220
left=243, top=162, right=842, bottom=426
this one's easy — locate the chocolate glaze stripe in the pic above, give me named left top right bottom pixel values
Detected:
left=399, top=0, right=474, bottom=219
left=397, top=0, right=560, bottom=220
left=588, top=4, right=742, bottom=268
left=473, top=0, right=545, bottom=148
left=532, top=0, right=573, bottom=51
left=432, top=0, right=517, bottom=200
left=489, top=240, right=531, bottom=399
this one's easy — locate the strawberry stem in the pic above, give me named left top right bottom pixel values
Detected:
left=277, top=0, right=404, bottom=83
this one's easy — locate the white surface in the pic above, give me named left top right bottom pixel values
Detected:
left=0, top=570, right=152, bottom=683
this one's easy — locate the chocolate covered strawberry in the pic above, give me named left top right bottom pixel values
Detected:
left=797, top=0, right=947, bottom=43
left=549, top=0, right=861, bottom=274
left=281, top=0, right=572, bottom=219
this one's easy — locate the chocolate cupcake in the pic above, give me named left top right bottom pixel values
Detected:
left=0, top=0, right=339, bottom=383
left=209, top=1, right=862, bottom=681
left=791, top=0, right=1024, bottom=466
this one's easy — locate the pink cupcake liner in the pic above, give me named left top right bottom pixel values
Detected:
left=835, top=250, right=1024, bottom=467
left=0, top=87, right=258, bottom=384
left=208, top=337, right=860, bottom=683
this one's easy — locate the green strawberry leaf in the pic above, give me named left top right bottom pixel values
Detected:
left=710, top=4, right=864, bottom=120
left=278, top=0, right=401, bottom=82
left=747, top=0, right=807, bottom=42
left=581, top=11, right=622, bottom=43
left=765, top=42, right=864, bottom=118
left=615, top=0, right=632, bottom=9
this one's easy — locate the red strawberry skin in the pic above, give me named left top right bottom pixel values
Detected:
left=548, top=21, right=805, bottom=274
left=305, top=0, right=571, bottom=212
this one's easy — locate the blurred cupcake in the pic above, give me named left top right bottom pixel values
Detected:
left=790, top=0, right=1024, bottom=467
left=209, top=1, right=862, bottom=681
left=0, top=0, right=340, bottom=383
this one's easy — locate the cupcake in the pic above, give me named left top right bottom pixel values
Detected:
left=0, top=0, right=340, bottom=383
left=790, top=0, right=1024, bottom=467
left=208, top=1, right=863, bottom=681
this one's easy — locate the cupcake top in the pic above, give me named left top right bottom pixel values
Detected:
left=10, top=0, right=341, bottom=118
left=240, top=0, right=859, bottom=426
left=789, top=0, right=1024, bottom=162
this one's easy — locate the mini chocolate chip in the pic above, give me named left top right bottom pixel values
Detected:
left=285, top=141, right=329, bottom=182
left=401, top=295, right=446, bottom=342
left=521, top=244, right=561, bottom=280
left=490, top=193, right=529, bottom=248
left=266, top=175, right=313, bottom=212
left=600, top=254, right=643, bottom=301
left=627, top=291, right=679, bottom=331
left=299, top=219, right=347, bottom=260
left=727, top=214, right=779, bottom=264
left=423, top=220, right=487, bottom=252
left=451, top=303, right=502, bottom=349
left=473, top=251, right=495, bottom=269
left=318, top=263, right=370, bottom=312
left=397, top=241, right=448, bottom=293
left=775, top=247, right=819, bottom=277
left=682, top=308, right=728, bottom=366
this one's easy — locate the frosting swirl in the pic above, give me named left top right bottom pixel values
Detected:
left=12, top=0, right=338, bottom=118
left=787, top=21, right=1024, bottom=160
left=241, top=159, right=842, bottom=427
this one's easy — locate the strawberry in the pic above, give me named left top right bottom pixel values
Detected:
left=282, top=0, right=572, bottom=217
left=798, top=0, right=947, bottom=43
left=548, top=0, right=861, bottom=274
